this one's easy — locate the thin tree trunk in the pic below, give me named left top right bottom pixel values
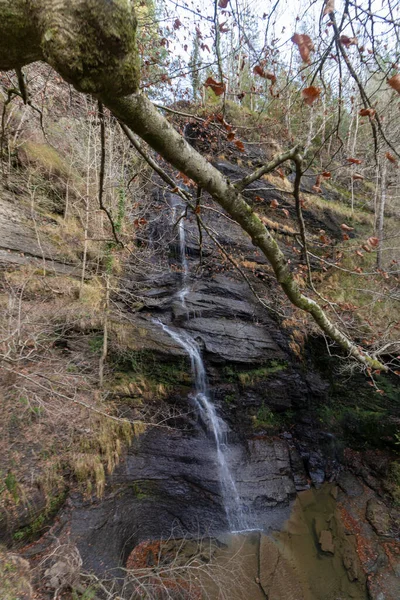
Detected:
left=376, top=160, right=387, bottom=269
left=99, top=274, right=110, bottom=388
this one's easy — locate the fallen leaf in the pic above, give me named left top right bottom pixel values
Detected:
left=368, top=236, right=379, bottom=247
left=218, top=0, right=229, bottom=7
left=347, top=157, right=363, bottom=164
left=388, top=74, right=400, bottom=94
left=341, top=223, right=354, bottom=231
left=281, top=208, right=290, bottom=218
left=227, top=132, right=235, bottom=141
left=362, top=244, right=371, bottom=253
left=234, top=140, right=245, bottom=152
left=342, top=233, right=350, bottom=240
left=352, top=173, right=364, bottom=180
left=312, top=185, right=322, bottom=193
left=355, top=250, right=363, bottom=257
left=270, top=199, right=279, bottom=209
left=302, top=86, right=321, bottom=105
left=276, top=168, right=285, bottom=179
left=322, top=171, right=331, bottom=178
left=385, top=151, right=397, bottom=164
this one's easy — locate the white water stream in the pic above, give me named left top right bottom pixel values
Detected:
left=153, top=197, right=248, bottom=531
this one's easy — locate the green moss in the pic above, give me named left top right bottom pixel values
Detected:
left=252, top=404, right=282, bottom=430
left=4, top=472, right=19, bottom=504
left=222, top=360, right=287, bottom=385
left=113, top=350, right=192, bottom=391
left=130, top=480, right=158, bottom=501
left=12, top=491, right=67, bottom=544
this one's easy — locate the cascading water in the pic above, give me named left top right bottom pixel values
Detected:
left=153, top=196, right=248, bottom=531
left=171, top=199, right=189, bottom=307
left=156, top=320, right=247, bottom=532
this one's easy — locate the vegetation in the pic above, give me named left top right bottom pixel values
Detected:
left=0, top=1, right=399, bottom=597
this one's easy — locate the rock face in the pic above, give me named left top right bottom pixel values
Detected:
left=64, top=427, right=301, bottom=574
left=0, top=185, right=78, bottom=274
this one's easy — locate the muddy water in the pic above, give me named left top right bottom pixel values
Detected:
left=201, top=485, right=367, bottom=600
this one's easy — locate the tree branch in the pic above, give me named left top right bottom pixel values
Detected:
left=102, top=92, right=386, bottom=371
left=235, top=145, right=300, bottom=191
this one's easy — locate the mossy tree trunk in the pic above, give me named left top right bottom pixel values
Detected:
left=0, top=0, right=386, bottom=371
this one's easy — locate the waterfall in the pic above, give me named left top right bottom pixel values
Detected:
left=171, top=199, right=189, bottom=307
left=153, top=195, right=248, bottom=531
left=156, top=320, right=247, bottom=532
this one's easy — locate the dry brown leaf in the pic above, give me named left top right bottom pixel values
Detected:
left=253, top=65, right=265, bottom=77
left=341, top=223, right=354, bottom=232
left=323, top=0, right=335, bottom=16
left=302, top=86, right=321, bottom=105
left=368, top=236, right=379, bottom=247
left=347, top=157, right=363, bottom=165
left=270, top=199, right=279, bottom=209
left=352, top=173, right=364, bottom=181
left=388, top=74, right=400, bottom=94
left=234, top=140, right=245, bottom=152
left=218, top=0, right=229, bottom=7
left=340, top=35, right=358, bottom=47
left=385, top=152, right=397, bottom=164
left=204, top=77, right=225, bottom=96
left=291, top=33, right=315, bottom=64
left=359, top=108, right=375, bottom=117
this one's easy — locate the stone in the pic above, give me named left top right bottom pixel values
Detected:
left=338, top=471, right=364, bottom=497
left=184, top=317, right=284, bottom=363
left=319, top=529, right=335, bottom=554
left=366, top=499, right=392, bottom=536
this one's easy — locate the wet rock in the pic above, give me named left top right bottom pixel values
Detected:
left=184, top=317, right=284, bottom=363
left=0, top=196, right=79, bottom=274
left=319, top=529, right=335, bottom=554
left=338, top=471, right=364, bottom=497
left=288, top=444, right=309, bottom=492
left=366, top=499, right=393, bottom=537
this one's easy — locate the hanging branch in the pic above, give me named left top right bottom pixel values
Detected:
left=97, top=101, right=123, bottom=247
